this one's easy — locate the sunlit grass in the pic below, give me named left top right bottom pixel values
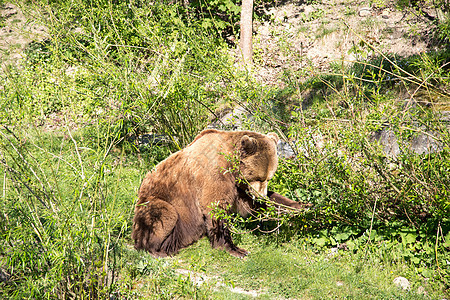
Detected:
left=0, top=0, right=449, bottom=298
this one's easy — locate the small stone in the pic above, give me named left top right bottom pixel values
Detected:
left=393, top=276, right=410, bottom=290
left=382, top=10, right=389, bottom=19
left=417, top=286, right=427, bottom=295
left=0, top=268, right=10, bottom=282
left=359, top=7, right=371, bottom=17
left=277, top=140, right=296, bottom=159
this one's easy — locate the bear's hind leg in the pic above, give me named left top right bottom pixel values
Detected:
left=206, top=217, right=248, bottom=258
left=132, top=199, right=178, bottom=257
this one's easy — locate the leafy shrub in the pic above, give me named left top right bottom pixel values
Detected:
left=0, top=127, right=130, bottom=298
left=2, top=0, right=239, bottom=149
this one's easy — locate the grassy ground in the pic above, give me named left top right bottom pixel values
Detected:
left=1, top=126, right=447, bottom=299
left=1, top=0, right=449, bottom=299
left=124, top=235, right=444, bottom=299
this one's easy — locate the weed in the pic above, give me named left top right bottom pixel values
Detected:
left=358, top=16, right=383, bottom=30
left=300, top=7, right=325, bottom=23
left=297, top=25, right=310, bottom=33
left=315, top=24, right=339, bottom=39
left=344, top=7, right=356, bottom=16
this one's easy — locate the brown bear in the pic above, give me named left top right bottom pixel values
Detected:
left=132, top=129, right=307, bottom=258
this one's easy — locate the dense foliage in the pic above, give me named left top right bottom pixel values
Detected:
left=0, top=0, right=449, bottom=298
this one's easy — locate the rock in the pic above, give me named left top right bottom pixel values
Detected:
left=371, top=127, right=444, bottom=157
left=277, top=140, right=296, bottom=158
left=393, top=276, right=410, bottom=290
left=208, top=106, right=250, bottom=130
left=359, top=7, right=371, bottom=17
left=381, top=9, right=389, bottom=19
left=371, top=128, right=400, bottom=158
left=410, top=132, right=442, bottom=155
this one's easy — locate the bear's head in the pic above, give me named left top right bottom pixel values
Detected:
left=238, top=132, right=279, bottom=197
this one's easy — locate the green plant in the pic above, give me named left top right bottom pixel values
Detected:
left=315, top=24, right=339, bottom=39
left=344, top=6, right=356, bottom=16
left=0, top=126, right=133, bottom=298
left=300, top=7, right=325, bottom=23
left=2, top=0, right=240, bottom=149
left=437, top=18, right=450, bottom=44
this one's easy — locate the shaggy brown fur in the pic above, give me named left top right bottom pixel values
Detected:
left=132, top=129, right=307, bottom=258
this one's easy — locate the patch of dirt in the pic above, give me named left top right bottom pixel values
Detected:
left=252, top=0, right=437, bottom=85
left=0, top=3, right=47, bottom=69
left=175, top=268, right=263, bottom=297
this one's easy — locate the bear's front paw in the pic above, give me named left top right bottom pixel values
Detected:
left=292, top=202, right=313, bottom=210
left=228, top=247, right=249, bottom=258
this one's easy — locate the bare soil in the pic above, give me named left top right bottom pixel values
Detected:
left=251, top=0, right=437, bottom=85
left=0, top=3, right=47, bottom=68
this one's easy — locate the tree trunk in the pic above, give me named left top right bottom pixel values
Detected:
left=240, top=0, right=253, bottom=66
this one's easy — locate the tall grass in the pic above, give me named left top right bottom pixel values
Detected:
left=0, top=125, right=128, bottom=298
left=0, top=0, right=449, bottom=298
left=2, top=0, right=238, bottom=148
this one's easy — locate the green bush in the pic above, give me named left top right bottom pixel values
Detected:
left=262, top=49, right=450, bottom=284
left=0, top=127, right=134, bottom=298
left=0, top=0, right=241, bottom=149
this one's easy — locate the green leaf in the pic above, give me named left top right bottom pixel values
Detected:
left=411, top=256, right=421, bottom=264
left=346, top=240, right=356, bottom=250
left=335, top=232, right=350, bottom=242
left=421, top=268, right=433, bottom=278
left=201, top=19, right=213, bottom=30
left=313, top=237, right=330, bottom=247
left=400, top=231, right=417, bottom=245
left=444, top=231, right=450, bottom=248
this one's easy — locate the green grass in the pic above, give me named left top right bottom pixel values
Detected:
left=163, top=235, right=438, bottom=299
left=1, top=0, right=449, bottom=298
left=315, top=24, right=339, bottom=39
left=1, top=126, right=448, bottom=299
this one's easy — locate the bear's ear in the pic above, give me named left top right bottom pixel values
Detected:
left=267, top=132, right=279, bottom=144
left=240, top=135, right=257, bottom=156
